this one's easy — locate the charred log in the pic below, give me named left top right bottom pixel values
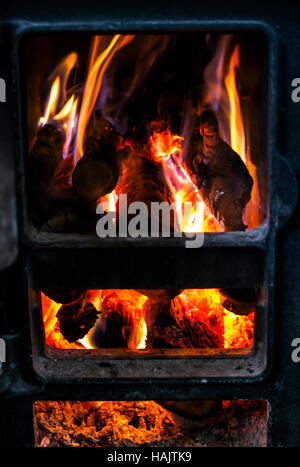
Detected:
left=56, top=301, right=99, bottom=343
left=42, top=289, right=83, bottom=305
left=187, top=110, right=253, bottom=231
left=220, top=288, right=257, bottom=316
left=72, top=118, right=122, bottom=207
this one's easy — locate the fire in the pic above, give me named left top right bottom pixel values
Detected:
left=41, top=288, right=254, bottom=351
left=224, top=44, right=246, bottom=163
left=41, top=293, right=85, bottom=349
left=203, top=35, right=262, bottom=229
left=41, top=289, right=148, bottom=351
left=39, top=77, right=60, bottom=126
left=224, top=309, right=255, bottom=349
left=75, top=34, right=134, bottom=160
left=149, top=129, right=183, bottom=162
left=149, top=129, right=221, bottom=233
left=35, top=34, right=262, bottom=232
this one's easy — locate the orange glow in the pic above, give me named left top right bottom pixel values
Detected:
left=34, top=401, right=180, bottom=446
left=150, top=129, right=183, bottom=162
left=224, top=309, right=255, bottom=349
left=41, top=288, right=254, bottom=351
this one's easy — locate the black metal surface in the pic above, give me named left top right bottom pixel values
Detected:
left=0, top=0, right=299, bottom=448
left=0, top=25, right=18, bottom=271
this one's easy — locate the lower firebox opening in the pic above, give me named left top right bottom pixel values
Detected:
left=33, top=400, right=269, bottom=447
left=38, top=287, right=257, bottom=355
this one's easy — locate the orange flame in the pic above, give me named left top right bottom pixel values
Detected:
left=75, top=34, right=134, bottom=160
left=149, top=129, right=221, bottom=233
left=41, top=289, right=148, bottom=351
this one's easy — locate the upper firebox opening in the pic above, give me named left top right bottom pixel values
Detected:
left=22, top=31, right=268, bottom=238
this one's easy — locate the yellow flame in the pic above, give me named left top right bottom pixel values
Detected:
left=224, top=44, right=246, bottom=163
left=53, top=95, right=75, bottom=121
left=39, top=76, right=60, bottom=126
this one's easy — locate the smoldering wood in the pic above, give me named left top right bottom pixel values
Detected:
left=187, top=110, right=253, bottom=231
left=56, top=301, right=100, bottom=343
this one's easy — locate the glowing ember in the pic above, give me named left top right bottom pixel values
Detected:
left=34, top=400, right=268, bottom=447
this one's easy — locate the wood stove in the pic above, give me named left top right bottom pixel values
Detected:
left=0, top=1, right=299, bottom=448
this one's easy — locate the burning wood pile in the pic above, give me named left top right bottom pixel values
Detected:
left=41, top=288, right=255, bottom=351
left=26, top=33, right=264, bottom=236
left=34, top=400, right=268, bottom=447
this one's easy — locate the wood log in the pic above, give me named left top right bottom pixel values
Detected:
left=143, top=290, right=224, bottom=349
left=72, top=118, right=122, bottom=206
left=187, top=110, right=253, bottom=231
left=56, top=300, right=99, bottom=343
left=29, top=124, right=65, bottom=183
left=72, top=147, right=120, bottom=204
left=115, top=144, right=175, bottom=236
left=220, top=287, right=257, bottom=316
left=40, top=202, right=89, bottom=233
left=28, top=123, right=66, bottom=226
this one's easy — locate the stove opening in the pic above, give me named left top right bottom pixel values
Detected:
left=22, top=31, right=268, bottom=238
left=33, top=400, right=268, bottom=447
left=39, top=288, right=256, bottom=354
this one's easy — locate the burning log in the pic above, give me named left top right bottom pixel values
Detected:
left=141, top=290, right=182, bottom=348
left=187, top=110, right=253, bottom=231
left=41, top=289, right=83, bottom=305
left=56, top=300, right=100, bottom=343
left=72, top=118, right=122, bottom=207
left=143, top=290, right=224, bottom=349
left=169, top=295, right=224, bottom=348
left=115, top=139, right=175, bottom=235
left=220, top=288, right=257, bottom=316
